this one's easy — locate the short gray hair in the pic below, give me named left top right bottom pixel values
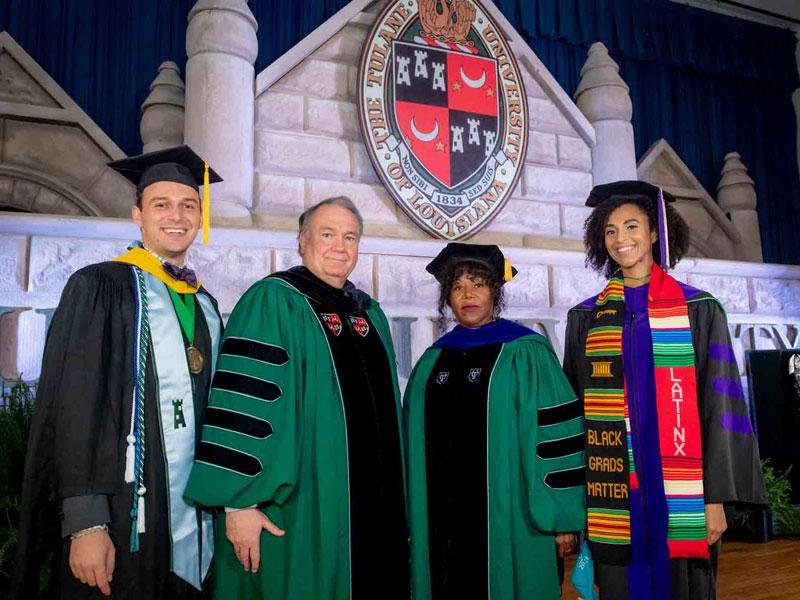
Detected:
left=298, top=196, right=364, bottom=238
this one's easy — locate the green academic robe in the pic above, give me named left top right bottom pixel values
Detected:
left=404, top=322, right=586, bottom=600
left=183, top=268, right=408, bottom=599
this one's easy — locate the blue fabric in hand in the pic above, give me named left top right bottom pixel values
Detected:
left=571, top=540, right=599, bottom=600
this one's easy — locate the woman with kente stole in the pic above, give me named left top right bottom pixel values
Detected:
left=404, top=243, right=585, bottom=600
left=563, top=181, right=767, bottom=599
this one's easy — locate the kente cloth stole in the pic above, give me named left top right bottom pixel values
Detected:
left=584, top=264, right=707, bottom=565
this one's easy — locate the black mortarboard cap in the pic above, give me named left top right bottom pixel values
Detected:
left=108, top=145, right=223, bottom=194
left=585, top=180, right=675, bottom=208
left=426, top=242, right=517, bottom=284
left=587, top=179, right=679, bottom=271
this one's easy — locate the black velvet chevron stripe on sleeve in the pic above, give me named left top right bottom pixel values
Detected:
left=204, top=407, right=273, bottom=439
left=195, top=441, right=263, bottom=477
left=538, top=399, right=582, bottom=426
left=221, top=337, right=290, bottom=365
left=544, top=466, right=585, bottom=489
left=536, top=433, right=584, bottom=459
left=211, top=370, right=282, bottom=402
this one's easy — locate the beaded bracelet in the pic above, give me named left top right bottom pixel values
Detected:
left=70, top=524, right=109, bottom=540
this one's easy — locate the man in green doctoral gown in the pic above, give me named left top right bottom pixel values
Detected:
left=184, top=197, right=410, bottom=599
left=15, top=146, right=223, bottom=598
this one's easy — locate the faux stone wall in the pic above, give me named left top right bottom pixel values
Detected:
left=0, top=116, right=134, bottom=217
left=253, top=8, right=593, bottom=246
left=0, top=33, right=134, bottom=218
left=1, top=5, right=792, bottom=396
left=2, top=215, right=799, bottom=390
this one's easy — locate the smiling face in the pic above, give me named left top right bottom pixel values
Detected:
left=449, top=272, right=494, bottom=328
left=131, top=180, right=201, bottom=265
left=603, top=202, right=657, bottom=280
left=299, top=204, right=360, bottom=288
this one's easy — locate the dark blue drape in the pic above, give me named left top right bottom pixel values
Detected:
left=1, top=0, right=798, bottom=264
left=0, top=0, right=196, bottom=161
left=490, top=0, right=800, bottom=265
left=0, top=0, right=352, bottom=161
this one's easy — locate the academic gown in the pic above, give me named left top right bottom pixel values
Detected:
left=183, top=266, right=410, bottom=599
left=563, top=282, right=767, bottom=600
left=15, top=261, right=220, bottom=599
left=404, top=319, right=586, bottom=600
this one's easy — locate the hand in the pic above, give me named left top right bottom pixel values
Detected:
left=447, top=1, right=476, bottom=41
left=226, top=508, right=285, bottom=573
left=419, top=0, right=451, bottom=37
left=555, top=533, right=576, bottom=558
left=69, top=529, right=115, bottom=596
left=705, top=503, right=727, bottom=545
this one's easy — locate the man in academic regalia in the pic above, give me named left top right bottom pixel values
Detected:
left=14, top=146, right=224, bottom=599
left=183, top=197, right=410, bottom=599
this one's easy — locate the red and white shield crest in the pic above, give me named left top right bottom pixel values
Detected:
left=321, top=313, right=342, bottom=336
left=349, top=316, right=370, bottom=337
left=357, top=0, right=528, bottom=240
left=393, top=41, right=499, bottom=190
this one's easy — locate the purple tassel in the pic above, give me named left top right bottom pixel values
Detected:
left=657, top=187, right=670, bottom=271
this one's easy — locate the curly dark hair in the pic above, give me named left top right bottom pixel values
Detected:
left=436, top=260, right=506, bottom=330
left=583, top=195, right=690, bottom=278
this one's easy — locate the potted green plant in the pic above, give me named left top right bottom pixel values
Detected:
left=761, top=459, right=800, bottom=537
left=0, top=379, right=36, bottom=596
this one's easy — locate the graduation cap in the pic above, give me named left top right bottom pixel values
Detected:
left=585, top=180, right=675, bottom=208
left=426, top=242, right=517, bottom=285
left=108, top=145, right=223, bottom=244
left=585, top=179, right=675, bottom=271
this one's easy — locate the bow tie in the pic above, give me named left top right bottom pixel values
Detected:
left=163, top=262, right=198, bottom=288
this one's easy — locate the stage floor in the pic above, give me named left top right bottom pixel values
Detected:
left=561, top=539, right=800, bottom=599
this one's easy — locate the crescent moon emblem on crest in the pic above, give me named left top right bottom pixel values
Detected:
left=410, top=117, right=440, bottom=142
left=460, top=66, right=486, bottom=89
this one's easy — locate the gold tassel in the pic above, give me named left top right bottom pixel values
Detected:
left=202, top=161, right=210, bottom=244
left=504, top=259, right=513, bottom=282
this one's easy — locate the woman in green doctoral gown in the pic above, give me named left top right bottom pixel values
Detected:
left=404, top=242, right=586, bottom=600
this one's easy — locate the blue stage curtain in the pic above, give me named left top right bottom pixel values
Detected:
left=490, top=0, right=800, bottom=265
left=1, top=0, right=798, bottom=264
left=0, top=0, right=350, bottom=158
left=0, top=0, right=197, bottom=162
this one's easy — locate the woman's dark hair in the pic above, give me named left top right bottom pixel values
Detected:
left=583, top=195, right=690, bottom=278
left=436, top=260, right=505, bottom=330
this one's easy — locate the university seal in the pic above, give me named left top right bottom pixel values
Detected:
left=357, top=0, right=528, bottom=239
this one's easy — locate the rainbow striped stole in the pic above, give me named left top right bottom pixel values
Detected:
left=583, top=266, right=707, bottom=564
left=648, top=265, right=708, bottom=559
